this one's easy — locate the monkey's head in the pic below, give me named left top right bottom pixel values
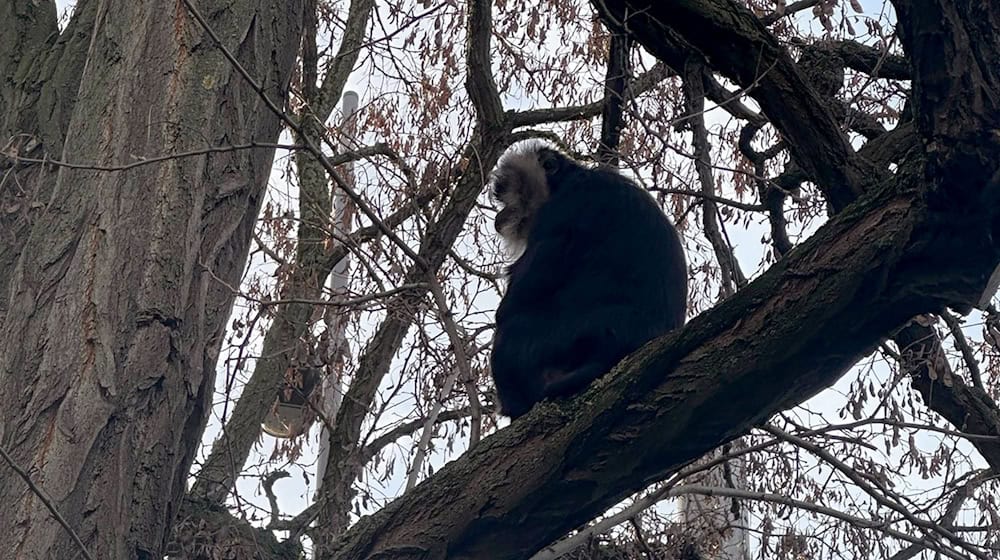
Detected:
left=490, top=142, right=575, bottom=251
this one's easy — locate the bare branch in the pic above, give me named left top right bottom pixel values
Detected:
left=650, top=188, right=764, bottom=212
left=465, top=0, right=503, bottom=127
left=941, top=310, right=985, bottom=390
left=760, top=0, right=821, bottom=25
left=593, top=0, right=877, bottom=211
left=227, top=283, right=432, bottom=310
left=262, top=470, right=291, bottom=527
left=536, top=482, right=975, bottom=560
left=511, top=62, right=670, bottom=128
left=310, top=0, right=376, bottom=119
left=360, top=408, right=474, bottom=465
left=738, top=122, right=793, bottom=256
left=0, top=444, right=94, bottom=560
left=405, top=282, right=479, bottom=490
left=763, top=425, right=987, bottom=559
left=895, top=321, right=1000, bottom=471
left=683, top=60, right=747, bottom=297
left=597, top=33, right=632, bottom=166
left=817, top=39, right=911, bottom=81
left=2, top=141, right=303, bottom=172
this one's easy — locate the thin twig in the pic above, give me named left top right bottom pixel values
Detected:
left=360, top=408, right=474, bottom=465
left=532, top=483, right=972, bottom=560
left=405, top=281, right=481, bottom=490
left=649, top=187, right=764, bottom=211
left=0, top=445, right=95, bottom=560
left=941, top=310, right=985, bottom=390
left=764, top=425, right=988, bottom=560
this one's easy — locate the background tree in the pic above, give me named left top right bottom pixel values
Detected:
left=2, top=1, right=999, bottom=560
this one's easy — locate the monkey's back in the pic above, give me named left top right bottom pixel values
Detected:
left=492, top=164, right=687, bottom=417
left=515, top=167, right=686, bottom=330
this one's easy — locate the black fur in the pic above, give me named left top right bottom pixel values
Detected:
left=490, top=144, right=687, bottom=418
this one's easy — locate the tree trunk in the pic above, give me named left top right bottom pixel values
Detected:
left=0, top=1, right=303, bottom=557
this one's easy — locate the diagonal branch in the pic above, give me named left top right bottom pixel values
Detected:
left=312, top=0, right=376, bottom=119
left=325, top=171, right=1000, bottom=559
left=322, top=3, right=1000, bottom=558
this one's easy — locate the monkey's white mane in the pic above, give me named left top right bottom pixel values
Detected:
left=501, top=238, right=527, bottom=263
left=490, top=140, right=559, bottom=265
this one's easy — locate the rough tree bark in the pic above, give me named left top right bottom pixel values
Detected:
left=325, top=1, right=1000, bottom=559
left=0, top=1, right=303, bottom=557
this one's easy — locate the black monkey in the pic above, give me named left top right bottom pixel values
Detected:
left=490, top=142, right=688, bottom=418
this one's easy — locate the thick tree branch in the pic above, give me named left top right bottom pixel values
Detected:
left=759, top=0, right=820, bottom=25
left=890, top=2, right=1000, bottom=208
left=791, top=39, right=910, bottom=82
left=319, top=3, right=1000, bottom=558
left=820, top=39, right=910, bottom=81
left=592, top=0, right=875, bottom=211
left=326, top=173, right=1000, bottom=558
